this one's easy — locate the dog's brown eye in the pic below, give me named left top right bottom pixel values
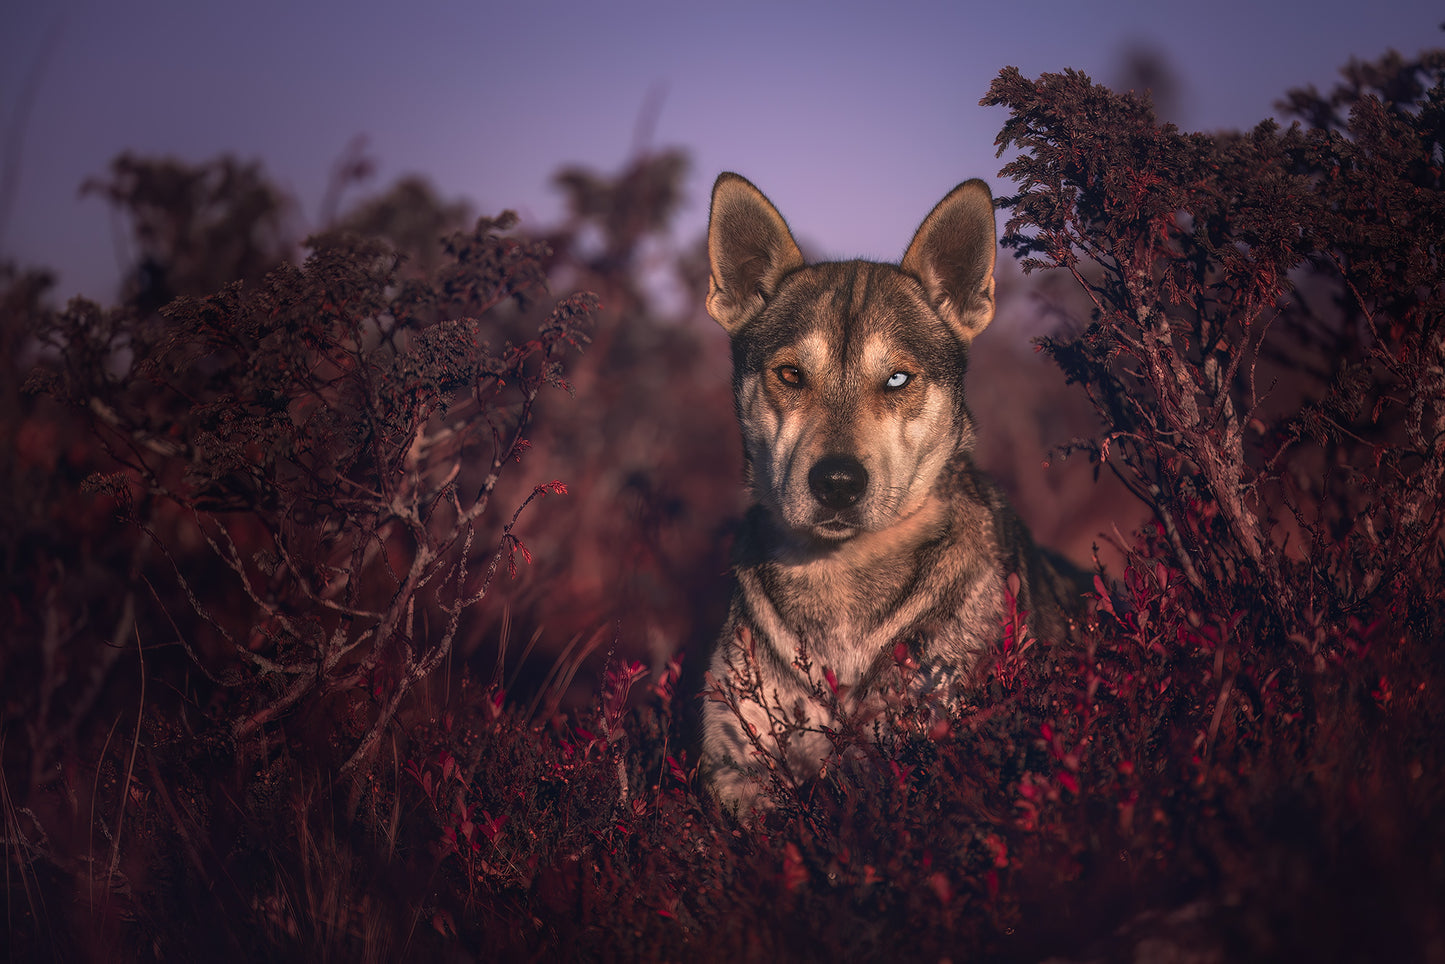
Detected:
left=776, top=366, right=803, bottom=386
left=885, top=371, right=911, bottom=389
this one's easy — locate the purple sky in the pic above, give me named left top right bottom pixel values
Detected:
left=2, top=0, right=1438, bottom=303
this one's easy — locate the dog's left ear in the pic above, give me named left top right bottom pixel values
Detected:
left=901, top=179, right=998, bottom=342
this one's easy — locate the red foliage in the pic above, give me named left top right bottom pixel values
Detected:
left=2, top=47, right=1443, bottom=963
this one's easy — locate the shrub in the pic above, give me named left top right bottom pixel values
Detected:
left=3, top=46, right=1442, bottom=963
left=975, top=46, right=1445, bottom=958
left=27, top=215, right=592, bottom=771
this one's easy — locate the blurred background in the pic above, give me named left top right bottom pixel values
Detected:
left=3, top=0, right=1436, bottom=303
left=2, top=0, right=1439, bottom=681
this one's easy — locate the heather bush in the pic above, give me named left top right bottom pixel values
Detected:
left=29, top=214, right=591, bottom=769
left=4, top=161, right=598, bottom=957
left=3, top=45, right=1442, bottom=963
left=975, top=47, right=1445, bottom=958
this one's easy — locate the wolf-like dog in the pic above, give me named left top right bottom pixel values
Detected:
left=700, top=172, right=1076, bottom=812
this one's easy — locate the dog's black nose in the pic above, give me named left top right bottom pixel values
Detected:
left=808, top=455, right=868, bottom=510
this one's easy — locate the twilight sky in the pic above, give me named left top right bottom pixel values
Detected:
left=1, top=0, right=1438, bottom=303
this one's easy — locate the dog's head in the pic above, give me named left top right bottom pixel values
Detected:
left=706, top=173, right=998, bottom=543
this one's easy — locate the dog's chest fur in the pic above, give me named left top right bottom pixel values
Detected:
left=734, top=462, right=1009, bottom=685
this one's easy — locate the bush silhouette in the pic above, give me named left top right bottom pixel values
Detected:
left=2, top=46, right=1442, bottom=962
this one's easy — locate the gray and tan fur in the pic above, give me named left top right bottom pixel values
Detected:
left=700, top=172, right=1076, bottom=812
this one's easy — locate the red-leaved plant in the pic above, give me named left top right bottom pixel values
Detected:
left=3, top=46, right=1442, bottom=963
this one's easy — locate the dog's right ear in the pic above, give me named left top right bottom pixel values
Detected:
left=706, top=173, right=804, bottom=333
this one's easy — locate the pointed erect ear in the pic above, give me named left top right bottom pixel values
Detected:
left=706, top=173, right=805, bottom=333
left=901, top=179, right=998, bottom=342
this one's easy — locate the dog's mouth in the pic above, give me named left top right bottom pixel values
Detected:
left=811, top=517, right=860, bottom=541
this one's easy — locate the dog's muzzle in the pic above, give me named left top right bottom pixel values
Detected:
left=808, top=455, right=868, bottom=510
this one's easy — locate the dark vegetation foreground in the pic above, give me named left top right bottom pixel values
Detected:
left=3, top=51, right=1443, bottom=962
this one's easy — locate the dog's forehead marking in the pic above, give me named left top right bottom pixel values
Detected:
left=860, top=333, right=900, bottom=374
left=793, top=330, right=829, bottom=371
left=849, top=263, right=873, bottom=320
left=757, top=263, right=940, bottom=379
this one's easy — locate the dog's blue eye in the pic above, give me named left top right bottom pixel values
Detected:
left=886, top=371, right=910, bottom=389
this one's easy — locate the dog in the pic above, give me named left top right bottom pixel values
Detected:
left=699, top=172, right=1077, bottom=813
